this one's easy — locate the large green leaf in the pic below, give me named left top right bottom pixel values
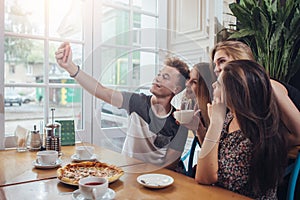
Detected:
left=239, top=0, right=257, bottom=8
left=229, top=0, right=300, bottom=82
left=228, top=29, right=255, bottom=39
left=229, top=3, right=253, bottom=28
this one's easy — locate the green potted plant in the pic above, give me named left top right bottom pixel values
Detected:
left=228, top=0, right=300, bottom=83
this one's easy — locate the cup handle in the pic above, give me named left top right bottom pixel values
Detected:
left=92, top=188, right=97, bottom=200
left=36, top=155, right=41, bottom=164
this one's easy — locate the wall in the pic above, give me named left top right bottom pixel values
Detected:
left=167, top=0, right=213, bottom=65
left=167, top=0, right=235, bottom=65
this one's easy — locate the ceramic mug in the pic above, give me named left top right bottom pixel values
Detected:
left=76, top=146, right=94, bottom=160
left=173, top=110, right=194, bottom=124
left=79, top=177, right=108, bottom=199
left=36, top=150, right=58, bottom=165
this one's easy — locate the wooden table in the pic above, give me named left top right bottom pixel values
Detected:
left=0, top=143, right=143, bottom=187
left=0, top=144, right=251, bottom=199
left=0, top=166, right=251, bottom=200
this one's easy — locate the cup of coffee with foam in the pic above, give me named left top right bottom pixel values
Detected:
left=79, top=177, right=108, bottom=199
left=36, top=150, right=58, bottom=165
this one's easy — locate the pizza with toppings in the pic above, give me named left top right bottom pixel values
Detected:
left=57, top=161, right=124, bottom=185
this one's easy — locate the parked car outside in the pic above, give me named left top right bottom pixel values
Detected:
left=5, top=90, right=22, bottom=106
left=22, top=92, right=36, bottom=103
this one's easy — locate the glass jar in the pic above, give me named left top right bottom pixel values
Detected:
left=45, top=122, right=61, bottom=153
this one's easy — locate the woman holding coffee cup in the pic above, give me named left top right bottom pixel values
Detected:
left=178, top=63, right=211, bottom=144
left=195, top=60, right=287, bottom=199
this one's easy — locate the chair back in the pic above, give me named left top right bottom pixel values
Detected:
left=286, top=149, right=300, bottom=200
left=181, top=135, right=201, bottom=177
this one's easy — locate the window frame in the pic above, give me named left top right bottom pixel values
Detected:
left=0, top=0, right=93, bottom=148
left=91, top=0, right=166, bottom=145
left=0, top=0, right=166, bottom=149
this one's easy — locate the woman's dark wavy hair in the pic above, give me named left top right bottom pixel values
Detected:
left=222, top=60, right=287, bottom=194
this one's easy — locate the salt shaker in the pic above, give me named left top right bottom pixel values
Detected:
left=29, top=125, right=41, bottom=151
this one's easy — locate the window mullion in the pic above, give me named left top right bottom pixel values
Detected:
left=0, top=0, right=5, bottom=149
left=44, top=0, right=50, bottom=124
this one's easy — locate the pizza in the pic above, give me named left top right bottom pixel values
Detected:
left=57, top=161, right=124, bottom=185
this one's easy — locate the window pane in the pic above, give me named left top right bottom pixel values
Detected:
left=99, top=48, right=157, bottom=128
left=102, top=7, right=130, bottom=45
left=106, top=0, right=129, bottom=5
left=133, top=13, right=157, bottom=47
left=49, top=0, right=83, bottom=40
left=5, top=87, right=44, bottom=135
left=5, top=0, right=45, bottom=35
left=100, top=101, right=127, bottom=128
left=139, top=51, right=157, bottom=87
left=49, top=42, right=83, bottom=84
left=4, top=37, right=44, bottom=84
left=100, top=47, right=129, bottom=85
left=99, top=47, right=131, bottom=128
left=100, top=48, right=157, bottom=89
left=48, top=87, right=82, bottom=130
left=133, top=0, right=157, bottom=14
left=4, top=86, right=82, bottom=135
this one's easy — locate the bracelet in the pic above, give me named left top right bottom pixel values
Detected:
left=204, top=137, right=219, bottom=143
left=70, top=65, right=80, bottom=78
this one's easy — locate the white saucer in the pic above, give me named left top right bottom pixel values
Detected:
left=72, top=188, right=115, bottom=200
left=137, top=173, right=174, bottom=189
left=71, top=154, right=97, bottom=162
left=33, top=159, right=62, bottom=169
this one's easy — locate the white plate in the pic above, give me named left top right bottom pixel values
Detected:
left=71, top=154, right=98, bottom=162
left=33, top=159, right=62, bottom=169
left=137, top=174, right=174, bottom=189
left=72, top=188, right=115, bottom=200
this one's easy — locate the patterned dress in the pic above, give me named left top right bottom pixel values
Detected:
left=216, top=113, right=277, bottom=199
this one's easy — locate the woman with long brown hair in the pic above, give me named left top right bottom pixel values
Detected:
left=195, top=60, right=287, bottom=199
left=211, top=40, right=300, bottom=147
left=184, top=63, right=211, bottom=144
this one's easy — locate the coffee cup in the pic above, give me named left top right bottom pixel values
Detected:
left=36, top=150, right=58, bottom=165
left=79, top=177, right=108, bottom=199
left=76, top=146, right=95, bottom=160
left=173, top=110, right=194, bottom=124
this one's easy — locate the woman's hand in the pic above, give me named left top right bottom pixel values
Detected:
left=178, top=109, right=201, bottom=131
left=208, top=97, right=226, bottom=124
